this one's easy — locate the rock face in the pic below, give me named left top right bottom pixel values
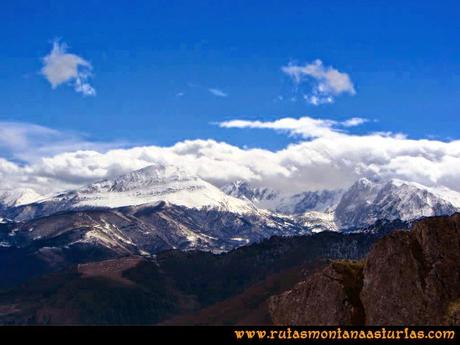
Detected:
left=269, top=213, right=460, bottom=325
left=269, top=260, right=364, bottom=325
left=361, top=213, right=460, bottom=325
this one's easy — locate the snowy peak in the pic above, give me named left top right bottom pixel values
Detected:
left=221, top=180, right=281, bottom=209
left=335, top=178, right=460, bottom=228
left=334, top=178, right=381, bottom=225
left=80, top=164, right=201, bottom=195
left=222, top=180, right=279, bottom=202
left=372, top=179, right=459, bottom=221
left=0, top=188, right=43, bottom=208
left=221, top=181, right=342, bottom=215
left=222, top=177, right=460, bottom=230
left=81, top=164, right=197, bottom=194
left=12, top=164, right=258, bottom=221
left=276, top=189, right=343, bottom=214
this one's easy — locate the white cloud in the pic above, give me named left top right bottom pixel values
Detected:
left=218, top=116, right=367, bottom=139
left=208, top=88, right=228, bottom=97
left=41, top=40, right=96, bottom=96
left=341, top=117, right=368, bottom=127
left=282, top=59, right=355, bottom=105
left=2, top=119, right=460, bottom=197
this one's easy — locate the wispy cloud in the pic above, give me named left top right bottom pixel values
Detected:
left=218, top=116, right=367, bottom=139
left=41, top=40, right=96, bottom=96
left=208, top=88, right=228, bottom=97
left=0, top=122, right=123, bottom=163
left=282, top=59, right=355, bottom=105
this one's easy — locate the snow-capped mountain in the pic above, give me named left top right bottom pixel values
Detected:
left=0, top=188, right=43, bottom=210
left=221, top=181, right=282, bottom=210
left=1, top=164, right=460, bottom=243
left=335, top=178, right=460, bottom=228
left=221, top=181, right=342, bottom=214
left=9, top=164, right=258, bottom=221
left=222, top=178, right=460, bottom=229
left=1, top=165, right=314, bottom=256
left=276, top=190, right=343, bottom=214
left=1, top=162, right=459, bottom=278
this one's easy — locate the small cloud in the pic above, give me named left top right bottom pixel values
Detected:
left=176, top=92, right=185, bottom=97
left=208, top=88, right=228, bottom=97
left=282, top=59, right=355, bottom=105
left=341, top=117, right=367, bottom=127
left=41, top=40, right=96, bottom=96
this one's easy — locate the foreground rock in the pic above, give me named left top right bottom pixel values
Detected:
left=270, top=213, right=460, bottom=325
left=269, top=260, right=364, bottom=325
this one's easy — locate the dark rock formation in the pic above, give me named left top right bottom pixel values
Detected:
left=269, top=214, right=460, bottom=325
left=361, top=213, right=460, bottom=325
left=269, top=260, right=364, bottom=325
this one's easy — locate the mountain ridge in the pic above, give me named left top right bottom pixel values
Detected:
left=222, top=177, right=460, bottom=229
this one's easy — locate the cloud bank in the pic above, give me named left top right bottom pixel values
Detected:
left=41, top=40, right=96, bottom=96
left=1, top=117, right=460, bottom=197
left=282, top=59, right=355, bottom=105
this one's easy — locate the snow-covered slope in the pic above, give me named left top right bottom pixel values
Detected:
left=72, top=164, right=256, bottom=213
left=10, top=164, right=258, bottom=221
left=0, top=188, right=43, bottom=209
left=334, top=178, right=460, bottom=228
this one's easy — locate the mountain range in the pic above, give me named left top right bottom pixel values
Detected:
left=1, top=164, right=460, bottom=259
left=223, top=176, right=460, bottom=228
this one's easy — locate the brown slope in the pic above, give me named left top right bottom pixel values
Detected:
left=161, top=261, right=327, bottom=325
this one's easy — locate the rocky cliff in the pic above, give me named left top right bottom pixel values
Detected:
left=269, top=213, right=460, bottom=325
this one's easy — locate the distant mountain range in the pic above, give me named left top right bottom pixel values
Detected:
left=222, top=176, right=460, bottom=229
left=1, top=164, right=460, bottom=259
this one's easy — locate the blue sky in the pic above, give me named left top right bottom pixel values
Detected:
left=3, top=1, right=460, bottom=195
left=0, top=0, right=459, bottom=152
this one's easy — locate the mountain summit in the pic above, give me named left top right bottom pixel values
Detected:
left=9, top=164, right=257, bottom=221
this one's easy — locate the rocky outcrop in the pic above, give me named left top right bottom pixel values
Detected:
left=269, top=260, right=364, bottom=325
left=269, top=213, right=460, bottom=325
left=361, top=213, right=460, bottom=325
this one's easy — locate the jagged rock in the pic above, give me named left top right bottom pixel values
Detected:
left=361, top=214, right=460, bottom=325
left=269, top=260, right=364, bottom=325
